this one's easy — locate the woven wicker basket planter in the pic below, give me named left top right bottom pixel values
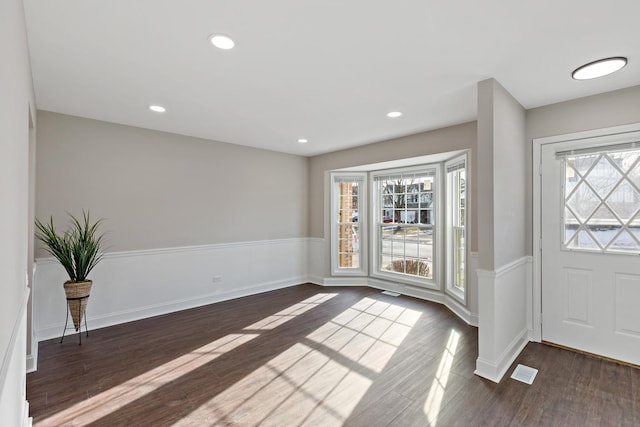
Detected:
left=63, top=280, right=92, bottom=331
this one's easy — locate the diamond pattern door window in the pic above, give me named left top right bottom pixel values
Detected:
left=563, top=148, right=640, bottom=253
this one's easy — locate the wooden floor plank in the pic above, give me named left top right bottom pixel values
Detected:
left=27, top=284, right=640, bottom=426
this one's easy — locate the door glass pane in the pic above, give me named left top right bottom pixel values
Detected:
left=587, top=222, right=615, bottom=247
left=566, top=183, right=599, bottom=221
left=609, top=229, right=640, bottom=251
left=619, top=151, right=640, bottom=173
left=564, top=209, right=579, bottom=245
left=585, top=156, right=620, bottom=198
left=629, top=161, right=640, bottom=188
left=566, top=230, right=599, bottom=250
left=565, top=162, right=579, bottom=194
left=573, top=154, right=598, bottom=176
left=630, top=215, right=640, bottom=242
left=608, top=181, right=640, bottom=220
left=562, top=147, right=640, bottom=254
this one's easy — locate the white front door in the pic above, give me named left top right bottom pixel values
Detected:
left=541, top=132, right=640, bottom=365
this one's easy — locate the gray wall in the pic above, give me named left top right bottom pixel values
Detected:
left=477, top=80, right=495, bottom=270
left=525, top=85, right=640, bottom=254
left=477, top=79, right=526, bottom=269
left=35, top=112, right=309, bottom=254
left=0, top=0, right=36, bottom=422
left=492, top=80, right=527, bottom=268
left=308, top=121, right=478, bottom=248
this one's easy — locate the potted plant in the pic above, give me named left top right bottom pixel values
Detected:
left=35, top=211, right=106, bottom=333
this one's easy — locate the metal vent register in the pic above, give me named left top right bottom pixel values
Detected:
left=511, top=364, right=538, bottom=385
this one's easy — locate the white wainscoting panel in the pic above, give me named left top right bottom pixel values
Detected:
left=0, top=288, right=31, bottom=427
left=475, top=256, right=530, bottom=383
left=26, top=264, right=38, bottom=374
left=615, top=273, right=640, bottom=336
left=307, top=238, right=325, bottom=284
left=33, top=238, right=309, bottom=342
left=564, top=268, right=592, bottom=326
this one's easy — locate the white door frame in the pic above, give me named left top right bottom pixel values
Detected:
left=532, top=122, right=640, bottom=343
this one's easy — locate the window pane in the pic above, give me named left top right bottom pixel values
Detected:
left=453, top=227, right=464, bottom=290
left=379, top=224, right=433, bottom=279
left=335, top=180, right=360, bottom=268
left=447, top=161, right=466, bottom=294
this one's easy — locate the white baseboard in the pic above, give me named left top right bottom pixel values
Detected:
left=469, top=311, right=479, bottom=327
left=475, top=327, right=528, bottom=383
left=26, top=327, right=37, bottom=373
left=22, top=401, right=32, bottom=427
left=306, top=275, right=325, bottom=286
left=322, top=276, right=370, bottom=287
left=0, top=288, right=30, bottom=426
left=444, top=296, right=477, bottom=327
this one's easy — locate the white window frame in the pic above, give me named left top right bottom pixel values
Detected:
left=330, top=172, right=368, bottom=276
left=370, top=165, right=441, bottom=289
left=445, top=154, right=467, bottom=303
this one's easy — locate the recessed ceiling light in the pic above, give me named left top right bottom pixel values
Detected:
left=209, top=34, right=235, bottom=50
left=297, top=138, right=308, bottom=144
left=148, top=105, right=166, bottom=113
left=387, top=111, right=403, bottom=118
left=572, top=57, right=627, bottom=80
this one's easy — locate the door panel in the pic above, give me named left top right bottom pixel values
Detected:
left=563, top=267, right=591, bottom=326
left=541, top=135, right=640, bottom=365
left=615, top=273, right=640, bottom=337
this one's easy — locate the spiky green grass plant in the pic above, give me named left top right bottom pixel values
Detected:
left=35, top=211, right=105, bottom=282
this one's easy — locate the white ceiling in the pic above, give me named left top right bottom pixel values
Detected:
left=24, top=0, right=640, bottom=157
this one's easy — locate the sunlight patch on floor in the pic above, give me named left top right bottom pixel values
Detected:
left=175, top=342, right=372, bottom=426
left=37, top=293, right=337, bottom=426
left=423, top=329, right=460, bottom=426
left=37, top=333, right=258, bottom=426
left=307, top=297, right=420, bottom=373
left=176, top=296, right=421, bottom=425
left=243, top=293, right=337, bottom=330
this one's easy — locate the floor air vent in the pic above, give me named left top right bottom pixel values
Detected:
left=511, top=364, right=538, bottom=385
left=381, top=290, right=401, bottom=297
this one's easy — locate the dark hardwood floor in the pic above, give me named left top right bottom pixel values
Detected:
left=27, top=284, right=639, bottom=426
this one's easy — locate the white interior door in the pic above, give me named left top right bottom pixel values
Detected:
left=541, top=132, right=640, bottom=365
